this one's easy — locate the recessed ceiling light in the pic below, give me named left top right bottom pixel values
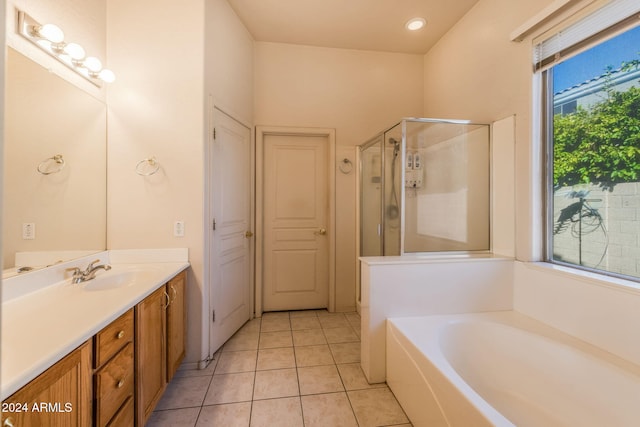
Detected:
left=406, top=17, right=426, bottom=31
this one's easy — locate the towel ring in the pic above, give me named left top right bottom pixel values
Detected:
left=37, top=154, right=66, bottom=175
left=135, top=157, right=160, bottom=176
left=339, top=158, right=353, bottom=174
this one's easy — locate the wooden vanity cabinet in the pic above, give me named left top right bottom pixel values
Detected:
left=93, top=309, right=135, bottom=427
left=166, top=270, right=187, bottom=381
left=135, top=270, right=187, bottom=426
left=1, top=340, right=92, bottom=427
left=135, top=286, right=167, bottom=427
left=2, top=270, right=187, bottom=427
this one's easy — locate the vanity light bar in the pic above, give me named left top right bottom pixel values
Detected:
left=16, top=10, right=115, bottom=87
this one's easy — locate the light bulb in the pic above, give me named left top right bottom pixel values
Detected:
left=38, top=23, right=64, bottom=43
left=64, top=43, right=85, bottom=60
left=83, top=56, right=102, bottom=73
left=98, top=69, right=116, bottom=83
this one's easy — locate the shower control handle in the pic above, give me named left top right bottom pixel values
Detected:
left=314, top=228, right=327, bottom=235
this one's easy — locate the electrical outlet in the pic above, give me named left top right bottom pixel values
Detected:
left=22, top=223, right=36, bottom=240
left=174, top=221, right=185, bottom=237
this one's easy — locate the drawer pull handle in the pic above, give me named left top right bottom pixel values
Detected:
left=117, top=379, right=125, bottom=388
left=117, top=330, right=125, bottom=339
left=3, top=417, right=15, bottom=427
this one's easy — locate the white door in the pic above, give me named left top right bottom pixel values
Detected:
left=263, top=134, right=329, bottom=311
left=209, top=108, right=253, bottom=354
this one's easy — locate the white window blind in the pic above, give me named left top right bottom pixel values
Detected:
left=534, top=0, right=640, bottom=70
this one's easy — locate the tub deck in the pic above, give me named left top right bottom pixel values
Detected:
left=386, top=311, right=640, bottom=427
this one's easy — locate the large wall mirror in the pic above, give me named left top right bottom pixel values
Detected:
left=2, top=47, right=107, bottom=277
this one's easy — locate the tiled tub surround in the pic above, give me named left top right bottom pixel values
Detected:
left=148, top=310, right=412, bottom=427
left=1, top=248, right=189, bottom=400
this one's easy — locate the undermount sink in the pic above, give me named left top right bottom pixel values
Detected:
left=81, top=269, right=153, bottom=292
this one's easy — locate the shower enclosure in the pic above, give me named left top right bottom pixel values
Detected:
left=359, top=118, right=490, bottom=256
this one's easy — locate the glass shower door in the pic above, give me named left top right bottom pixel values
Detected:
left=383, top=126, right=402, bottom=256
left=359, top=136, right=383, bottom=256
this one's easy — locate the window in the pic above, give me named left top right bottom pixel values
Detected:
left=541, top=5, right=640, bottom=280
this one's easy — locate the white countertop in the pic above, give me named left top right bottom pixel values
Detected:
left=1, top=249, right=189, bottom=400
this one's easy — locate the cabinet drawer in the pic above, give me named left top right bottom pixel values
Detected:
left=95, top=342, right=134, bottom=427
left=95, top=309, right=134, bottom=368
left=106, top=395, right=134, bottom=427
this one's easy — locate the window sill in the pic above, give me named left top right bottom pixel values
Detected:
left=522, top=261, right=640, bottom=296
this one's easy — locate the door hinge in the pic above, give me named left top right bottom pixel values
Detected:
left=213, top=127, right=216, bottom=140
left=212, top=310, right=216, bottom=323
left=212, top=218, right=216, bottom=230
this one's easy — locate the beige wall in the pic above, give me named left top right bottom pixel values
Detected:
left=206, top=0, right=254, bottom=126
left=422, top=0, right=554, bottom=261
left=254, top=42, right=424, bottom=310
left=255, top=42, right=424, bottom=146
left=106, top=0, right=205, bottom=363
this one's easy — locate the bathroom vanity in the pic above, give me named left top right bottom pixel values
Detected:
left=0, top=250, right=189, bottom=426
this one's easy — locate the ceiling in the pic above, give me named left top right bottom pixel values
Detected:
left=227, top=0, right=480, bottom=55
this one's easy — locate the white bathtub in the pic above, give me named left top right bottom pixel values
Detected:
left=386, top=311, right=640, bottom=427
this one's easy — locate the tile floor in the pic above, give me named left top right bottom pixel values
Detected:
left=147, top=310, right=412, bottom=427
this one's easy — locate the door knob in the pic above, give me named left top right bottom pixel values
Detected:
left=245, top=231, right=254, bottom=238
left=314, top=228, right=327, bottom=235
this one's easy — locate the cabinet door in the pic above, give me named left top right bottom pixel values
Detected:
left=1, top=340, right=92, bottom=427
left=166, top=270, right=186, bottom=381
left=135, top=286, right=167, bottom=427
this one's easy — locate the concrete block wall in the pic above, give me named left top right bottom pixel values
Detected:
left=553, top=183, right=640, bottom=277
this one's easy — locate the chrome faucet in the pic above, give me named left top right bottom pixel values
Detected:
left=69, top=259, right=112, bottom=283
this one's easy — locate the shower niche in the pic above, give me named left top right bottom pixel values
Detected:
left=359, top=118, right=490, bottom=256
